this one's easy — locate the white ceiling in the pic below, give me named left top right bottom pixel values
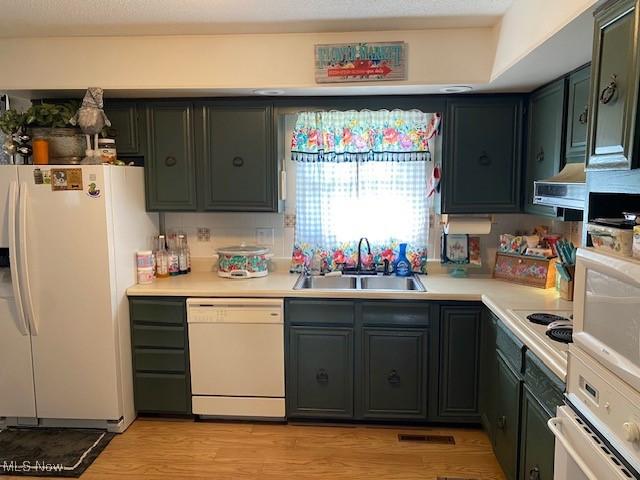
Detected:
left=0, top=0, right=514, bottom=37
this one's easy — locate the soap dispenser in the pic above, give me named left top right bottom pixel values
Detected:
left=395, top=243, right=411, bottom=277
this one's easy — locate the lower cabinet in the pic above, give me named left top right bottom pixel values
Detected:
left=360, top=328, right=428, bottom=420
left=129, top=297, right=192, bottom=415
left=520, top=386, right=555, bottom=480
left=494, top=352, right=523, bottom=480
left=286, top=326, right=354, bottom=419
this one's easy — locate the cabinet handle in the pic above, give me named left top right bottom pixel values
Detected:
left=165, top=156, right=177, bottom=167
left=232, top=156, right=244, bottom=167
left=478, top=151, right=491, bottom=166
left=387, top=369, right=401, bottom=385
left=497, top=415, right=507, bottom=430
left=578, top=105, right=588, bottom=125
left=599, top=74, right=618, bottom=105
left=529, top=466, right=540, bottom=480
left=536, top=147, right=544, bottom=162
left=316, top=368, right=329, bottom=384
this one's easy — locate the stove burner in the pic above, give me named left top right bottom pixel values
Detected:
left=527, top=313, right=570, bottom=326
left=546, top=327, right=573, bottom=344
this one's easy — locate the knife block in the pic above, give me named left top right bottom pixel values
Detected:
left=557, top=264, right=575, bottom=301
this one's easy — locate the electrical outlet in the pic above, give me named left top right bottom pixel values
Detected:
left=256, top=227, right=274, bottom=246
left=197, top=227, right=211, bottom=242
left=284, top=214, right=296, bottom=228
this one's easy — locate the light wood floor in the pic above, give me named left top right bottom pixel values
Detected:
left=6, top=419, right=506, bottom=480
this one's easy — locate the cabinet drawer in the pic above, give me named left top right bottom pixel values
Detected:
left=286, top=300, right=355, bottom=326
left=359, top=302, right=429, bottom=327
left=134, top=348, right=186, bottom=373
left=134, top=373, right=190, bottom=414
left=495, top=318, right=525, bottom=374
left=524, top=350, right=564, bottom=416
left=130, top=298, right=186, bottom=325
left=132, top=325, right=185, bottom=349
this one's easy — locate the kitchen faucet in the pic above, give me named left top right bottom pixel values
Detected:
left=356, top=237, right=372, bottom=273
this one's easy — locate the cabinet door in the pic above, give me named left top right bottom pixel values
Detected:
left=525, top=79, right=566, bottom=217
left=103, top=103, right=145, bottom=156
left=197, top=104, right=276, bottom=211
left=443, top=97, right=523, bottom=213
left=287, top=327, right=354, bottom=419
left=480, top=311, right=498, bottom=442
left=565, top=65, right=591, bottom=164
left=588, top=0, right=639, bottom=170
left=519, top=386, right=555, bottom=480
left=438, top=305, right=481, bottom=420
left=359, top=328, right=428, bottom=420
left=145, top=102, right=197, bottom=211
left=494, top=351, right=522, bottom=480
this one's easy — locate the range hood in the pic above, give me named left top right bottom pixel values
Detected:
left=533, top=163, right=586, bottom=210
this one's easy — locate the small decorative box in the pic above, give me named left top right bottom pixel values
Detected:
left=493, top=252, right=557, bottom=289
left=587, top=223, right=633, bottom=257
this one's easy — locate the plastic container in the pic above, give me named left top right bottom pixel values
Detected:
left=136, top=250, right=154, bottom=269
left=394, top=243, right=412, bottom=277
left=32, top=138, right=49, bottom=165
left=137, top=267, right=154, bottom=284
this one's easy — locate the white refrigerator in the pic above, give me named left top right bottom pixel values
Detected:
left=0, top=165, right=158, bottom=432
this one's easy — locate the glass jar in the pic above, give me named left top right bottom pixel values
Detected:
left=97, top=138, right=117, bottom=164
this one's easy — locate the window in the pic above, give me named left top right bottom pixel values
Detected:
left=289, top=110, right=440, bottom=273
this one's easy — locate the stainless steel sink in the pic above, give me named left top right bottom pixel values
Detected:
left=359, top=276, right=425, bottom=291
left=294, top=275, right=358, bottom=290
left=294, top=274, right=425, bottom=292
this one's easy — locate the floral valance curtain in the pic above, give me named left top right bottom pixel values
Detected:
left=291, top=109, right=432, bottom=163
left=290, top=110, right=438, bottom=274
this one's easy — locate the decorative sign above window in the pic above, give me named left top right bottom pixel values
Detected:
left=314, top=42, right=407, bottom=83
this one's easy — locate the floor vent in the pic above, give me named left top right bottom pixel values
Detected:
left=398, top=434, right=455, bottom=444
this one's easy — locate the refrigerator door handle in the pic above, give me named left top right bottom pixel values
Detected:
left=18, top=182, right=38, bottom=336
left=8, top=181, right=29, bottom=336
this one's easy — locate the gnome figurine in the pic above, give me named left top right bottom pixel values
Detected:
left=70, top=87, right=111, bottom=161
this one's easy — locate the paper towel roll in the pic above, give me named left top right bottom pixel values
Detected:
left=444, top=217, right=492, bottom=235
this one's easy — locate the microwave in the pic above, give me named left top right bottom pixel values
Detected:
left=573, top=248, right=640, bottom=391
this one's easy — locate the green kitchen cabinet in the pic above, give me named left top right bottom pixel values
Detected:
left=103, top=102, right=146, bottom=157
left=359, top=327, right=428, bottom=420
left=286, top=326, right=354, bottom=419
left=442, top=96, right=524, bottom=213
left=437, top=304, right=481, bottom=421
left=129, top=297, right=191, bottom=415
left=525, top=79, right=567, bottom=217
left=565, top=65, right=591, bottom=164
left=195, top=103, right=277, bottom=211
left=494, top=351, right=523, bottom=480
left=480, top=311, right=498, bottom=441
left=587, top=0, right=639, bottom=170
left=519, top=386, right=555, bottom=480
left=144, top=102, right=197, bottom=211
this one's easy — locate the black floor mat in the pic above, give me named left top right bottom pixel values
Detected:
left=0, top=428, right=114, bottom=477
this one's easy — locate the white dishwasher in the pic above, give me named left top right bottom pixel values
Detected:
left=187, top=298, right=285, bottom=419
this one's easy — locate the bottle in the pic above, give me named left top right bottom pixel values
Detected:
left=395, top=243, right=411, bottom=277
left=155, top=235, right=169, bottom=279
left=167, top=235, right=180, bottom=276
left=309, top=251, right=323, bottom=275
left=178, top=234, right=189, bottom=275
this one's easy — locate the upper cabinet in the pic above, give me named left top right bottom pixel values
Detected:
left=195, top=103, right=277, bottom=212
left=442, top=97, right=524, bottom=214
left=103, top=102, right=146, bottom=157
left=587, top=0, right=639, bottom=170
left=565, top=66, right=591, bottom=164
left=525, top=79, right=567, bottom=216
left=144, top=100, right=278, bottom=212
left=145, top=102, right=198, bottom=211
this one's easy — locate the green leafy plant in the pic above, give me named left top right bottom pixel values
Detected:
left=24, top=101, right=79, bottom=129
left=0, top=109, right=26, bottom=135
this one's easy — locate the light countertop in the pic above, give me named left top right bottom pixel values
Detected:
left=127, top=272, right=572, bottom=380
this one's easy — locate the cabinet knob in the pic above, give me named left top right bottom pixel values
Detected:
left=599, top=74, right=618, bottom=105
left=529, top=466, right=540, bottom=480
left=497, top=415, right=507, bottom=430
left=536, top=147, right=544, bottom=162
left=316, top=368, right=329, bottom=384
left=232, top=156, right=244, bottom=167
left=478, top=152, right=491, bottom=166
left=165, top=156, right=177, bottom=167
left=387, top=369, right=401, bottom=385
left=578, top=105, right=589, bottom=125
